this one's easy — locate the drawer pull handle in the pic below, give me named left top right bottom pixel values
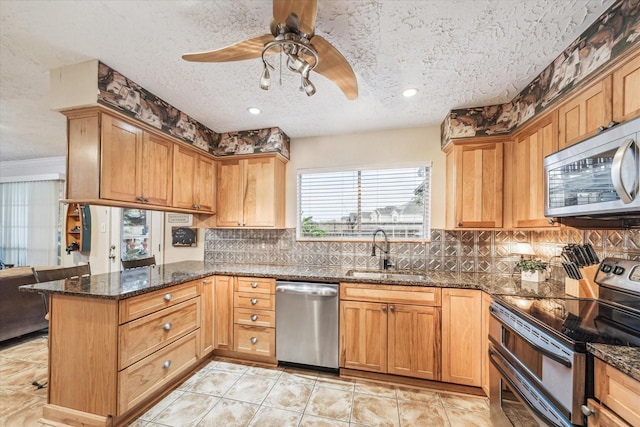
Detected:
left=251, top=315, right=258, bottom=321
left=250, top=337, right=258, bottom=344
left=163, top=322, right=172, bottom=331
left=162, top=360, right=172, bottom=369
left=164, top=293, right=172, bottom=302
left=250, top=298, right=258, bottom=305
left=251, top=282, right=259, bottom=288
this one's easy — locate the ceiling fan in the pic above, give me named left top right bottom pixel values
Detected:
left=182, top=0, right=358, bottom=100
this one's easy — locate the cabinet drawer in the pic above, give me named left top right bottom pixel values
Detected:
left=119, top=281, right=199, bottom=323
left=233, top=325, right=275, bottom=357
left=234, top=292, right=275, bottom=310
left=235, top=277, right=275, bottom=294
left=118, top=330, right=199, bottom=414
left=234, top=308, right=275, bottom=328
left=340, top=283, right=442, bottom=306
left=119, top=299, right=200, bottom=370
left=594, top=358, right=640, bottom=426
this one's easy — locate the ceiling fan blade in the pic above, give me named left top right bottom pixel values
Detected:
left=182, top=34, right=274, bottom=63
left=273, top=0, right=317, bottom=36
left=311, top=35, right=358, bottom=100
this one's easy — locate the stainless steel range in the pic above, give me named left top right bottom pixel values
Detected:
left=489, top=257, right=640, bottom=426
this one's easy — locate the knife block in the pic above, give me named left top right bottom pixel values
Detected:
left=564, top=264, right=600, bottom=298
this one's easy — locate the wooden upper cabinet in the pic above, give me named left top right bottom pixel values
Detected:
left=512, top=112, right=559, bottom=228
left=173, top=144, right=216, bottom=213
left=558, top=76, right=612, bottom=150
left=217, top=155, right=286, bottom=228
left=446, top=142, right=504, bottom=228
left=101, top=114, right=173, bottom=206
left=101, top=114, right=143, bottom=203
left=613, top=52, right=640, bottom=123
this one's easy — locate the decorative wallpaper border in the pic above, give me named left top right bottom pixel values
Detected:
left=96, top=62, right=290, bottom=159
left=441, top=0, right=640, bottom=147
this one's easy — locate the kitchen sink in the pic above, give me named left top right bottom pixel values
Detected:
left=346, top=270, right=429, bottom=281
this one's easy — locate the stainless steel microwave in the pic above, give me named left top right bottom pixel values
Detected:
left=544, top=117, right=640, bottom=218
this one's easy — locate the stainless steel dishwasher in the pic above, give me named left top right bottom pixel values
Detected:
left=275, top=281, right=339, bottom=370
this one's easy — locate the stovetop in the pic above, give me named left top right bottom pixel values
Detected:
left=494, top=294, right=640, bottom=348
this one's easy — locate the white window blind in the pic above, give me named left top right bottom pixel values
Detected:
left=297, top=166, right=431, bottom=239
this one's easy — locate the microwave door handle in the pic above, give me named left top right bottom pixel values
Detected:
left=611, top=138, right=639, bottom=204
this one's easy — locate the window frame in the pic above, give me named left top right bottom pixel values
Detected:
left=296, top=163, right=432, bottom=242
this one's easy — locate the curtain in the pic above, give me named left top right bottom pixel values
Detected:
left=0, top=180, right=64, bottom=267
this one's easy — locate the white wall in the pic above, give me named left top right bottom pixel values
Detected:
left=285, top=126, right=446, bottom=230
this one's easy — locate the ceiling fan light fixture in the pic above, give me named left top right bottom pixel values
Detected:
left=402, top=87, right=419, bottom=98
left=259, top=63, right=271, bottom=90
left=302, top=76, right=316, bottom=96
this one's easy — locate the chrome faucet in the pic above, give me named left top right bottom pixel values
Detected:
left=371, top=229, right=393, bottom=270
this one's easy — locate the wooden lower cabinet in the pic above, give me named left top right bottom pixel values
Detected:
left=586, top=399, right=630, bottom=427
left=339, top=284, right=441, bottom=381
left=45, top=281, right=204, bottom=425
left=481, top=292, right=492, bottom=396
left=593, top=358, right=640, bottom=426
left=232, top=276, right=277, bottom=359
left=200, top=276, right=215, bottom=356
left=441, top=288, right=482, bottom=387
left=214, top=276, right=234, bottom=350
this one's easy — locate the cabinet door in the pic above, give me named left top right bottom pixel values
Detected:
left=141, top=132, right=173, bottom=206
left=101, top=114, right=143, bottom=203
left=512, top=113, right=558, bottom=228
left=481, top=292, right=492, bottom=396
left=201, top=276, right=215, bottom=357
left=387, top=304, right=440, bottom=380
left=558, top=77, right=612, bottom=149
left=216, top=159, right=244, bottom=227
left=195, top=156, right=216, bottom=213
left=613, top=52, right=640, bottom=123
left=585, top=399, right=629, bottom=427
left=340, top=301, right=387, bottom=373
left=243, top=157, right=281, bottom=227
left=442, top=289, right=482, bottom=386
left=214, top=276, right=234, bottom=350
left=172, top=145, right=198, bottom=210
left=453, top=143, right=503, bottom=228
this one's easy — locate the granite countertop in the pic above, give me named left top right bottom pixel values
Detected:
left=19, top=261, right=567, bottom=300
left=587, top=343, right=640, bottom=382
left=20, top=260, right=637, bottom=381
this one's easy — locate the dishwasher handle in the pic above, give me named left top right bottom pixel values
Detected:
left=275, top=283, right=338, bottom=297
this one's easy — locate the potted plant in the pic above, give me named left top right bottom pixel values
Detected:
left=516, top=258, right=548, bottom=282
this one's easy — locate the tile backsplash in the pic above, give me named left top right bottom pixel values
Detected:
left=205, top=228, right=640, bottom=274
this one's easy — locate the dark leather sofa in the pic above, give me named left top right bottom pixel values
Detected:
left=0, top=267, right=48, bottom=342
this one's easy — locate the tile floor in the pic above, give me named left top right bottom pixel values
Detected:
left=0, top=332, right=497, bottom=426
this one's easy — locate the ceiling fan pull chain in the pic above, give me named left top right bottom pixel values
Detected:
left=279, top=46, right=283, bottom=86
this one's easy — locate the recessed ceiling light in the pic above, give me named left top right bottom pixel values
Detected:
left=402, top=88, right=418, bottom=98
left=247, top=107, right=261, bottom=115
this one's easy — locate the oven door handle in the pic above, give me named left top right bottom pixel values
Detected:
left=489, top=348, right=572, bottom=427
left=490, top=308, right=572, bottom=368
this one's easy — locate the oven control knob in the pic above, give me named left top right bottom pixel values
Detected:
left=613, top=266, right=625, bottom=275
left=581, top=405, right=595, bottom=416
left=601, top=264, right=612, bottom=273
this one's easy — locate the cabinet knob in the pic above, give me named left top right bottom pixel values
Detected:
left=548, top=219, right=556, bottom=225
left=238, top=221, right=242, bottom=226
left=144, top=197, right=150, bottom=203
left=250, top=337, right=258, bottom=344
left=163, top=322, right=172, bottom=331
left=202, top=279, right=210, bottom=284
left=136, top=196, right=144, bottom=202
left=381, top=306, right=387, bottom=312
left=251, top=282, right=259, bottom=288
left=250, top=298, right=258, bottom=305
left=389, top=305, right=395, bottom=312
left=251, top=314, right=258, bottom=321
left=164, top=293, right=172, bottom=301
left=457, top=222, right=462, bottom=227
left=162, top=360, right=172, bottom=369
left=580, top=405, right=595, bottom=417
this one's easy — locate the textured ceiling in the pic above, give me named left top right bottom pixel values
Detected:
left=0, top=0, right=614, bottom=162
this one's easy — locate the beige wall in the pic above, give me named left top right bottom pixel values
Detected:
left=285, top=125, right=446, bottom=230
